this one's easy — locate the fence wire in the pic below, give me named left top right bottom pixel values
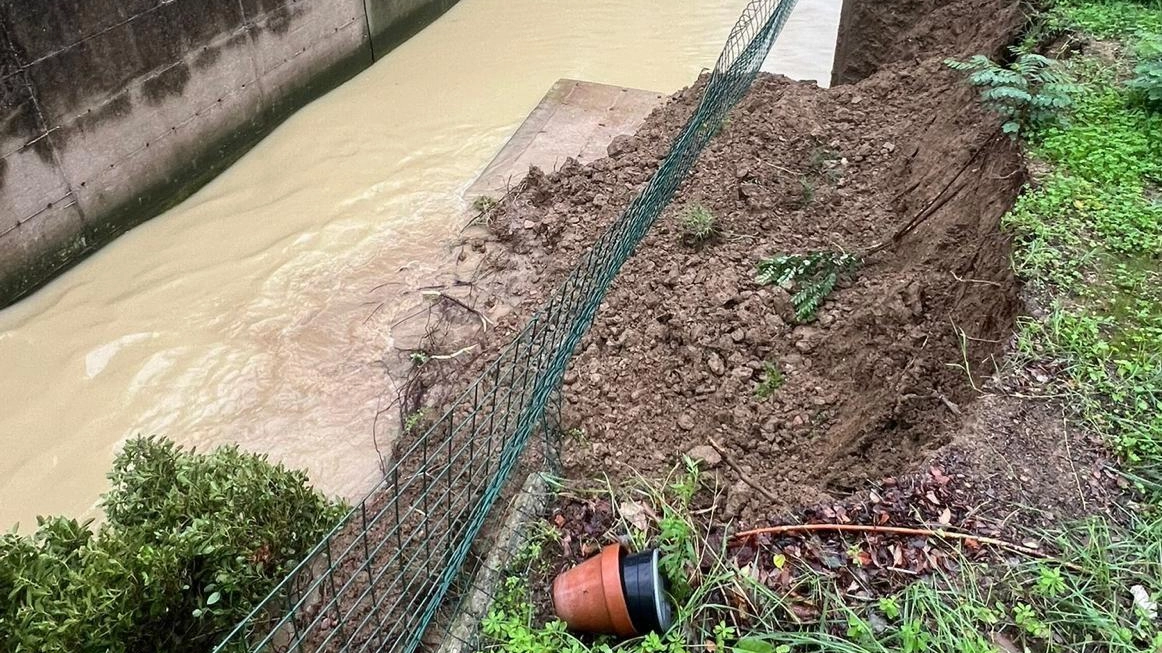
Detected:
left=213, top=0, right=796, bottom=650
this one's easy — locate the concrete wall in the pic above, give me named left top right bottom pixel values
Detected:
left=0, top=0, right=457, bottom=307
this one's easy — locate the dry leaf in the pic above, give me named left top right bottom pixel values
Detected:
left=939, top=507, right=952, bottom=525
left=618, top=501, right=652, bottom=533
left=789, top=603, right=820, bottom=621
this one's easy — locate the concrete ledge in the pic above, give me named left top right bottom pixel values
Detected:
left=466, top=79, right=666, bottom=201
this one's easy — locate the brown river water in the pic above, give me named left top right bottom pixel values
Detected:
left=0, top=0, right=841, bottom=531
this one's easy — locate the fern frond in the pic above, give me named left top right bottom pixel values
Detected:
left=757, top=251, right=860, bottom=323
left=981, top=86, right=1033, bottom=103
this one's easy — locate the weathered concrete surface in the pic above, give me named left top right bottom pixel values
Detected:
left=365, top=0, right=458, bottom=57
left=0, top=0, right=459, bottom=307
left=466, top=79, right=666, bottom=200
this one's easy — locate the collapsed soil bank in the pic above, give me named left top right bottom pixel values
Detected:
left=451, top=0, right=1112, bottom=526
left=265, top=2, right=1126, bottom=648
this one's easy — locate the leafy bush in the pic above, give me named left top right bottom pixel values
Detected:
left=1128, top=58, right=1162, bottom=109
left=945, top=52, right=1079, bottom=135
left=0, top=436, right=347, bottom=653
left=756, top=251, right=860, bottom=323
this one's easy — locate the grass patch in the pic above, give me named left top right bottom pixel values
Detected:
left=1004, top=4, right=1162, bottom=474
left=478, top=469, right=1162, bottom=653
left=1046, top=0, right=1162, bottom=39
left=681, top=204, right=719, bottom=246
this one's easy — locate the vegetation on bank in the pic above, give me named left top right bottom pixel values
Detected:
left=0, top=437, right=346, bottom=653
left=479, top=1, right=1162, bottom=651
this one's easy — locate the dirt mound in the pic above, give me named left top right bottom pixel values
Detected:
left=460, top=0, right=1071, bottom=526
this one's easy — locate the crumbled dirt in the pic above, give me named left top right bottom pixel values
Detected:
left=460, top=0, right=1119, bottom=530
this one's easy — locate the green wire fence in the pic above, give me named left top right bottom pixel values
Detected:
left=214, top=0, right=797, bottom=650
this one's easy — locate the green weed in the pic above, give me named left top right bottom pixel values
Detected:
left=1128, top=57, right=1162, bottom=108
left=681, top=204, right=718, bottom=246
left=404, top=408, right=428, bottom=434
left=1003, top=41, right=1162, bottom=474
left=473, top=195, right=499, bottom=213
left=798, top=177, right=816, bottom=207
left=1046, top=0, right=1162, bottom=39
left=754, top=362, right=785, bottom=400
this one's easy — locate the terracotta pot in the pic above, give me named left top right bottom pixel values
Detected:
left=550, top=543, right=636, bottom=636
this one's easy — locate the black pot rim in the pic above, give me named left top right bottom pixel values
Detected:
left=620, top=548, right=673, bottom=634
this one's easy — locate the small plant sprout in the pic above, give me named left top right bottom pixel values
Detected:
left=409, top=350, right=430, bottom=367
left=878, top=596, right=901, bottom=620
left=945, top=50, right=1080, bottom=135
left=403, top=409, right=427, bottom=434
left=472, top=195, right=498, bottom=213
left=756, top=251, right=861, bottom=322
left=680, top=203, right=718, bottom=246
left=798, top=177, right=815, bottom=207
left=755, top=362, right=785, bottom=399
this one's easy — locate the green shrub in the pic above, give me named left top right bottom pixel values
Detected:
left=1128, top=58, right=1162, bottom=109
left=945, top=52, right=1080, bottom=135
left=0, top=436, right=347, bottom=653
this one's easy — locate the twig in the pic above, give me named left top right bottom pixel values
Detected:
left=435, top=291, right=494, bottom=332
left=427, top=345, right=478, bottom=361
left=729, top=523, right=1071, bottom=566
left=952, top=271, right=1004, bottom=288
left=708, top=438, right=780, bottom=503
left=1062, top=410, right=1087, bottom=512
left=362, top=301, right=385, bottom=325
left=865, top=131, right=1000, bottom=256
left=932, top=392, right=962, bottom=416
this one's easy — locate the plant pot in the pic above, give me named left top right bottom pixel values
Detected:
left=551, top=543, right=635, bottom=636
left=550, top=544, right=673, bottom=637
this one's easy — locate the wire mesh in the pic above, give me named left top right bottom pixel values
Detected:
left=213, top=0, right=797, bottom=650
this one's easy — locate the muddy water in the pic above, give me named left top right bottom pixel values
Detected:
left=0, top=0, right=840, bottom=531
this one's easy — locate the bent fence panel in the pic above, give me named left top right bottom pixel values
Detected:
left=214, top=1, right=796, bottom=650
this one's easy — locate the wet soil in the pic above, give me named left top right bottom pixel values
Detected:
left=463, top=0, right=1117, bottom=529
